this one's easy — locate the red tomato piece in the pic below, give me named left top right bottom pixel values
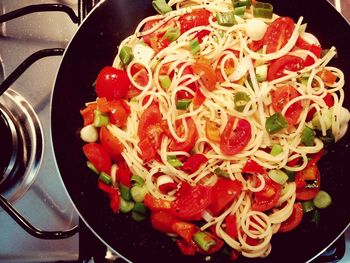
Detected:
left=268, top=55, right=305, bottom=81
left=169, top=117, right=198, bottom=152
left=248, top=39, right=263, bottom=52
left=209, top=178, right=243, bottom=215
left=95, top=67, right=131, bottom=101
left=220, top=117, right=251, bottom=156
left=144, top=194, right=173, bottom=211
left=225, top=214, right=238, bottom=239
left=176, top=239, right=198, bottom=255
left=83, top=143, right=112, bottom=174
left=181, top=154, right=208, bottom=174
left=252, top=174, right=282, bottom=211
left=138, top=137, right=157, bottom=163
left=193, top=88, right=206, bottom=107
left=195, top=30, right=211, bottom=43
left=108, top=100, right=130, bottom=127
left=279, top=203, right=303, bottom=232
left=80, top=103, right=97, bottom=126
left=197, top=232, right=225, bottom=254
left=242, top=159, right=266, bottom=174
left=96, top=97, right=110, bottom=113
left=100, top=127, right=124, bottom=161
left=178, top=9, right=211, bottom=34
left=295, top=165, right=320, bottom=200
left=172, top=183, right=212, bottom=220
left=142, top=19, right=174, bottom=53
left=98, top=181, right=116, bottom=195
left=271, top=84, right=303, bottom=125
left=116, top=161, right=132, bottom=188
left=317, top=69, right=337, bottom=86
left=109, top=191, right=121, bottom=213
left=262, top=17, right=295, bottom=54
left=191, top=63, right=217, bottom=91
left=296, top=37, right=322, bottom=66
left=159, top=182, right=178, bottom=194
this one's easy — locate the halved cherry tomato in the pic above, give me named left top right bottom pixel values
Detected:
left=209, top=178, right=243, bottom=215
left=95, top=67, right=131, bottom=101
left=172, top=183, right=212, bottom=220
left=116, top=161, right=132, bottom=187
left=220, top=117, right=251, bottom=156
left=279, top=203, right=303, bottom=232
left=80, top=103, right=97, bottom=126
left=191, top=63, right=217, bottom=91
left=100, top=127, right=124, bottom=161
left=268, top=55, right=305, bottom=81
left=252, top=174, right=282, bottom=211
left=317, top=68, right=337, bottom=86
left=181, top=154, right=208, bottom=174
left=109, top=100, right=130, bottom=127
left=178, top=9, right=211, bottom=34
left=295, top=165, right=320, bottom=200
left=205, top=120, right=221, bottom=143
left=144, top=193, right=173, bottom=211
left=169, top=117, right=198, bottom=152
left=83, top=143, right=112, bottom=174
left=138, top=103, right=163, bottom=161
left=263, top=17, right=295, bottom=54
left=271, top=84, right=303, bottom=125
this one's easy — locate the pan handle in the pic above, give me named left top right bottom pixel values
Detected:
left=0, top=194, right=78, bottom=239
left=0, top=48, right=64, bottom=96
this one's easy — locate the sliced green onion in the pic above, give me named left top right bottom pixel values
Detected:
left=253, top=1, right=273, bottom=19
left=302, top=200, right=315, bottom=213
left=120, top=184, right=132, bottom=201
left=232, top=0, right=252, bottom=8
left=130, top=185, right=148, bottom=203
left=193, top=232, right=216, bottom=251
left=133, top=202, right=147, bottom=214
left=255, top=64, right=268, bottom=82
left=189, top=38, right=200, bottom=54
left=159, top=75, right=172, bottom=90
left=265, top=112, right=288, bottom=134
left=167, top=155, right=183, bottom=168
left=214, top=167, right=230, bottom=178
left=311, top=108, right=332, bottom=131
left=216, top=12, right=237, bottom=27
left=234, top=5, right=246, bottom=16
left=99, top=172, right=111, bottom=185
left=93, top=110, right=109, bottom=127
left=131, top=211, right=147, bottom=222
left=234, top=91, right=250, bottom=112
left=119, top=46, right=133, bottom=65
left=176, top=99, right=192, bottom=110
left=131, top=174, right=145, bottom=186
left=87, top=161, right=99, bottom=174
left=268, top=169, right=288, bottom=185
left=301, top=126, right=315, bottom=146
left=119, top=198, right=134, bottom=213
left=270, top=144, right=283, bottom=156
left=313, top=190, right=332, bottom=209
left=152, top=0, right=172, bottom=14
left=163, top=27, right=180, bottom=42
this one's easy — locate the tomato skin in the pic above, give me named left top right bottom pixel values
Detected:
left=295, top=165, right=320, bottom=200
left=209, top=178, right=243, bottom=215
left=176, top=239, right=197, bottom=255
left=144, top=194, right=173, bottom=211
left=172, top=183, right=213, bottom=220
left=178, top=9, right=211, bottom=34
left=252, top=174, right=282, bottom=211
left=242, top=159, right=266, bottom=174
left=225, top=214, right=238, bottom=239
left=83, top=143, right=112, bottom=174
left=279, top=203, right=303, bottom=232
left=100, top=127, right=124, bottom=161
left=191, top=63, right=217, bottom=91
left=268, top=55, right=305, bottom=81
left=317, top=69, right=337, bottom=86
left=181, top=154, right=208, bottom=174
left=220, top=117, right=251, bottom=156
left=95, top=67, right=131, bottom=101
left=109, top=100, right=130, bottom=127
left=169, top=117, right=198, bottom=152
left=263, top=17, right=295, bottom=54
left=80, top=103, right=97, bottom=126
left=306, top=93, right=334, bottom=121
left=271, top=85, right=303, bottom=125
left=296, top=37, right=322, bottom=66
left=116, top=161, right=132, bottom=188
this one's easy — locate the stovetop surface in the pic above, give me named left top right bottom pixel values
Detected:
left=0, top=0, right=350, bottom=262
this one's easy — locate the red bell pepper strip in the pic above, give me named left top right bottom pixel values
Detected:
left=242, top=159, right=266, bottom=174
left=116, top=161, right=132, bottom=187
left=181, top=154, right=208, bottom=174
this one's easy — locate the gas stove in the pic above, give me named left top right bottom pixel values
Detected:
left=0, top=1, right=349, bottom=263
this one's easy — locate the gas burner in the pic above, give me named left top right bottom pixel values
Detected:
left=0, top=89, right=43, bottom=204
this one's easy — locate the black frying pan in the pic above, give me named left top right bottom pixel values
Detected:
left=51, top=0, right=350, bottom=262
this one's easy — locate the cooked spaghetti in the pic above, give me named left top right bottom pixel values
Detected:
left=79, top=0, right=350, bottom=259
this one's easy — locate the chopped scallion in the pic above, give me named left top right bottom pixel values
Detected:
left=131, top=174, right=145, bottom=186
left=234, top=5, right=246, bottom=16
left=189, top=38, right=200, bottom=54
left=93, top=110, right=109, bottom=127
left=265, top=112, right=288, bottom=134
left=270, top=144, right=283, bottom=156
left=130, top=185, right=148, bottom=203
left=301, top=126, right=315, bottom=146
left=99, top=172, right=111, bottom=185
left=159, top=75, right=171, bottom=90
left=255, top=64, right=268, bottom=82
left=234, top=91, right=250, bottom=112
left=216, top=12, right=237, bottom=26
left=193, top=232, right=216, bottom=251
left=119, top=198, right=134, bottom=213
left=268, top=169, right=288, bottom=185
left=87, top=161, right=99, bottom=174
left=313, top=190, right=332, bottom=209
left=163, top=27, right=180, bottom=42
left=132, top=202, right=147, bottom=214
left=120, top=184, right=132, bottom=201
left=119, top=46, right=133, bottom=65
left=167, top=155, right=183, bottom=167
left=214, top=167, right=230, bottom=178
left=152, top=0, right=172, bottom=14
left=302, top=200, right=315, bottom=213
left=176, top=99, right=192, bottom=110
left=253, top=1, right=273, bottom=19
left=232, top=0, right=252, bottom=8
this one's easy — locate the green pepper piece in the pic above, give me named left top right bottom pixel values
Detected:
left=265, top=112, right=288, bottom=134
